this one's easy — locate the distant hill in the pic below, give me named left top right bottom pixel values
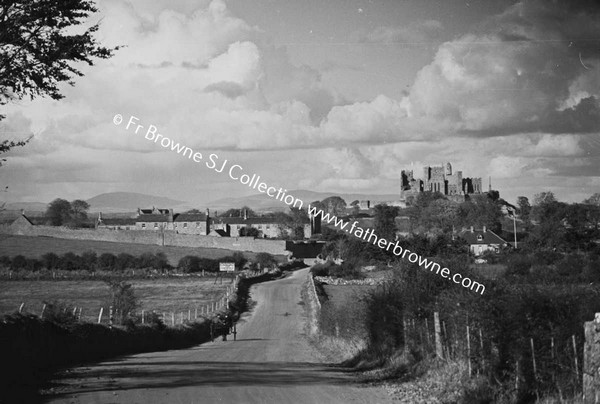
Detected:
left=208, top=190, right=400, bottom=211
left=3, top=201, right=48, bottom=213
left=86, top=192, right=187, bottom=213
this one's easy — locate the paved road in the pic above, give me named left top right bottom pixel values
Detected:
left=45, top=268, right=393, bottom=404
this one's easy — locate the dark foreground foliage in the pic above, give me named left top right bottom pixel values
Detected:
left=0, top=269, right=283, bottom=403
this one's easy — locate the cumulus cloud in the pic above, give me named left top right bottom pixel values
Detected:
left=3, top=0, right=599, bottom=203
left=364, top=20, right=444, bottom=44
left=407, top=0, right=600, bottom=136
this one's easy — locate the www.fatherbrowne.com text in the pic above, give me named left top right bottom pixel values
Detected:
left=113, top=114, right=486, bottom=295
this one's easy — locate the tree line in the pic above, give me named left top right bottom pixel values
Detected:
left=1, top=250, right=278, bottom=274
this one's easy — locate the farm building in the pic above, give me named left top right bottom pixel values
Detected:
left=459, top=226, right=509, bottom=256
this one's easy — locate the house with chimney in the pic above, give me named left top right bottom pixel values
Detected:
left=210, top=209, right=320, bottom=239
left=97, top=207, right=211, bottom=235
left=459, top=226, right=510, bottom=256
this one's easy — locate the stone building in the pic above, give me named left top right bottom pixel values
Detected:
left=401, top=162, right=483, bottom=202
left=97, top=208, right=210, bottom=235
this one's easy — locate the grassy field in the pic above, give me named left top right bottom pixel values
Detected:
left=0, top=277, right=236, bottom=323
left=0, top=234, right=283, bottom=266
left=322, top=284, right=376, bottom=306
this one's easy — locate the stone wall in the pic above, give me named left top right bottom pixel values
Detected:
left=0, top=223, right=288, bottom=255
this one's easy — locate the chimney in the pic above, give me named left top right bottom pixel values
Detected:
left=98, top=212, right=102, bottom=221
left=206, top=208, right=210, bottom=218
left=244, top=209, right=247, bottom=220
left=21, top=209, right=25, bottom=216
left=470, top=226, right=474, bottom=233
left=483, top=225, right=487, bottom=233
left=167, top=209, right=174, bottom=223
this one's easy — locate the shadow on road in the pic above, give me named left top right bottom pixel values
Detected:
left=46, top=360, right=358, bottom=400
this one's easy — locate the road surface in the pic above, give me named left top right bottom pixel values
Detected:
left=44, top=268, right=393, bottom=404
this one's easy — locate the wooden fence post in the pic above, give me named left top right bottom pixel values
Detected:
left=530, top=338, right=537, bottom=380
left=584, top=313, right=600, bottom=403
left=141, top=310, right=145, bottom=324
left=402, top=316, right=408, bottom=354
left=97, top=307, right=103, bottom=324
left=40, top=304, right=46, bottom=319
left=171, top=312, right=175, bottom=326
left=18, top=303, right=24, bottom=313
left=466, top=325, right=472, bottom=376
left=434, top=312, right=443, bottom=359
left=573, top=335, right=580, bottom=381
left=479, top=328, right=485, bottom=371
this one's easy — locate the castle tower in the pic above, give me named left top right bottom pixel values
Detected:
left=445, top=162, right=452, bottom=176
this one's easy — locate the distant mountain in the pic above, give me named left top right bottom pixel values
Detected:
left=3, top=201, right=48, bottom=213
left=207, top=190, right=401, bottom=211
left=86, top=192, right=187, bottom=213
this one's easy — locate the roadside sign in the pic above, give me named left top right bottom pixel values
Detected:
left=219, top=262, right=235, bottom=272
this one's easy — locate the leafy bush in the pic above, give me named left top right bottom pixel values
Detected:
left=80, top=250, right=98, bottom=271
left=10, top=255, right=27, bottom=270
left=254, top=252, right=277, bottom=270
left=41, top=252, right=59, bottom=270
left=115, top=253, right=136, bottom=271
left=198, top=257, right=219, bottom=272
left=219, top=252, right=246, bottom=270
left=41, top=301, right=78, bottom=325
left=106, top=281, right=137, bottom=325
left=24, top=258, right=42, bottom=272
left=310, top=261, right=337, bottom=277
left=178, top=255, right=200, bottom=273
left=503, top=253, right=533, bottom=277
left=98, top=253, right=116, bottom=270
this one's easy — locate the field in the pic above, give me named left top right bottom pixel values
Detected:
left=0, top=277, right=236, bottom=323
left=322, top=284, right=376, bottom=306
left=0, top=234, right=283, bottom=265
left=319, top=284, right=375, bottom=340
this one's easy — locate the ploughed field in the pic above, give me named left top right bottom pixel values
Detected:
left=0, top=277, right=234, bottom=322
left=0, top=234, right=274, bottom=266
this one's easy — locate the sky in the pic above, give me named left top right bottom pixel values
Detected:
left=1, top=0, right=599, bottom=207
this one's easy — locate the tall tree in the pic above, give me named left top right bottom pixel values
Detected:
left=583, top=193, right=600, bottom=206
left=0, top=0, right=117, bottom=153
left=373, top=203, right=399, bottom=241
left=45, top=198, right=72, bottom=226
left=533, top=191, right=557, bottom=207
left=320, top=196, right=347, bottom=216
left=71, top=199, right=90, bottom=219
left=516, top=196, right=531, bottom=218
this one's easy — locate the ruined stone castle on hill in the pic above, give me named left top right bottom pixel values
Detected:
left=401, top=162, right=484, bottom=203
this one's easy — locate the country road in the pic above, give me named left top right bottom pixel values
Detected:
left=44, top=268, right=394, bottom=404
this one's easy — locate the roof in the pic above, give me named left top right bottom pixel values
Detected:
left=459, top=228, right=507, bottom=245
left=209, top=229, right=228, bottom=237
left=12, top=215, right=33, bottom=225
left=173, top=213, right=207, bottom=222
left=213, top=217, right=280, bottom=225
left=139, top=208, right=170, bottom=215
left=99, top=218, right=137, bottom=226
left=135, top=214, right=170, bottom=223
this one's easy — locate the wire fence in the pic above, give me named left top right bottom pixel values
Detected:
left=11, top=274, right=244, bottom=327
